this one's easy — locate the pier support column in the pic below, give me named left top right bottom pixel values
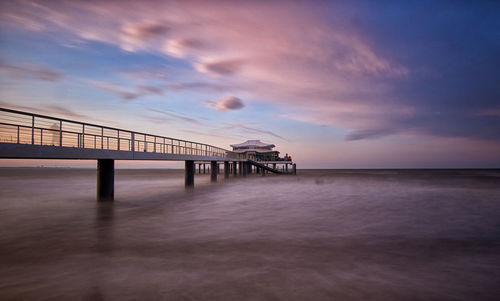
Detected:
left=224, top=161, right=230, bottom=178
left=233, top=162, right=237, bottom=175
left=285, top=164, right=289, bottom=173
left=198, top=164, right=201, bottom=174
left=203, top=164, right=206, bottom=174
left=273, top=163, right=276, bottom=169
left=211, top=161, right=217, bottom=182
left=185, top=160, right=195, bottom=187
left=239, top=162, right=243, bottom=175
left=292, top=163, right=297, bottom=175
left=97, top=159, right=114, bottom=202
left=242, top=162, right=247, bottom=177
left=261, top=166, right=266, bottom=176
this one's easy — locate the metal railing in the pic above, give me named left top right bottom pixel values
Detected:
left=0, top=107, right=229, bottom=158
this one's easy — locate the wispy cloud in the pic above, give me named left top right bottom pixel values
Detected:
left=92, top=81, right=143, bottom=100
left=181, top=129, right=239, bottom=141
left=146, top=108, right=202, bottom=125
left=223, top=123, right=287, bottom=141
left=0, top=102, right=101, bottom=123
left=90, top=81, right=164, bottom=100
left=167, top=82, right=231, bottom=92
left=345, top=129, right=398, bottom=141
left=0, top=62, right=63, bottom=81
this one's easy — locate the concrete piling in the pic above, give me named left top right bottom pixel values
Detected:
left=224, top=161, right=230, bottom=178
left=211, top=161, right=217, bottom=182
left=185, top=160, right=195, bottom=187
left=97, top=159, right=114, bottom=201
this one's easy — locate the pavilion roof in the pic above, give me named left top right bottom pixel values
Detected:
left=230, top=140, right=275, bottom=148
left=229, top=149, right=279, bottom=154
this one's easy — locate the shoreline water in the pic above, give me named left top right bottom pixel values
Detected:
left=1, top=168, right=499, bottom=300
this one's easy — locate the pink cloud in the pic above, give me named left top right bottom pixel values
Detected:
left=0, top=0, right=410, bottom=138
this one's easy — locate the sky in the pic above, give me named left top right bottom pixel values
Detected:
left=0, top=0, right=499, bottom=168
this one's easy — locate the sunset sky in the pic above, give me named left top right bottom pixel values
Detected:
left=1, top=0, right=499, bottom=168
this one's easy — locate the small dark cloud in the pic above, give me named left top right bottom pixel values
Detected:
left=206, top=96, right=244, bottom=111
left=0, top=62, right=63, bottom=81
left=198, top=59, right=244, bottom=76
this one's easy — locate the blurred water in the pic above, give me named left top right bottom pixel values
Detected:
left=0, top=168, right=499, bottom=300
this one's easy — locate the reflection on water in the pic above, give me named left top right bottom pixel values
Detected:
left=0, top=168, right=499, bottom=300
left=95, top=203, right=114, bottom=254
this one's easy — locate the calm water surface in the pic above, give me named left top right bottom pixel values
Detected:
left=0, top=168, right=499, bottom=300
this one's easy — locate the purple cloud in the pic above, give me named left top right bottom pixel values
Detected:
left=197, top=59, right=245, bottom=76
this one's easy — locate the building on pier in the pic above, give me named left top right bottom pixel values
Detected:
left=228, top=140, right=279, bottom=161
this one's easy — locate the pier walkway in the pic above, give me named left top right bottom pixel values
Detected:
left=0, top=107, right=295, bottom=201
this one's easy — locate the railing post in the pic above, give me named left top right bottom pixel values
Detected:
left=17, top=126, right=20, bottom=144
left=31, top=115, right=34, bottom=144
left=131, top=132, right=135, bottom=152
left=101, top=128, right=104, bottom=149
left=59, top=120, right=62, bottom=146
left=82, top=124, right=85, bottom=148
left=117, top=131, right=120, bottom=151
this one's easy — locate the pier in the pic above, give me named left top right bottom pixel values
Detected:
left=0, top=107, right=296, bottom=201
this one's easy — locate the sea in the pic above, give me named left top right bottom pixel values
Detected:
left=0, top=168, right=499, bottom=300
